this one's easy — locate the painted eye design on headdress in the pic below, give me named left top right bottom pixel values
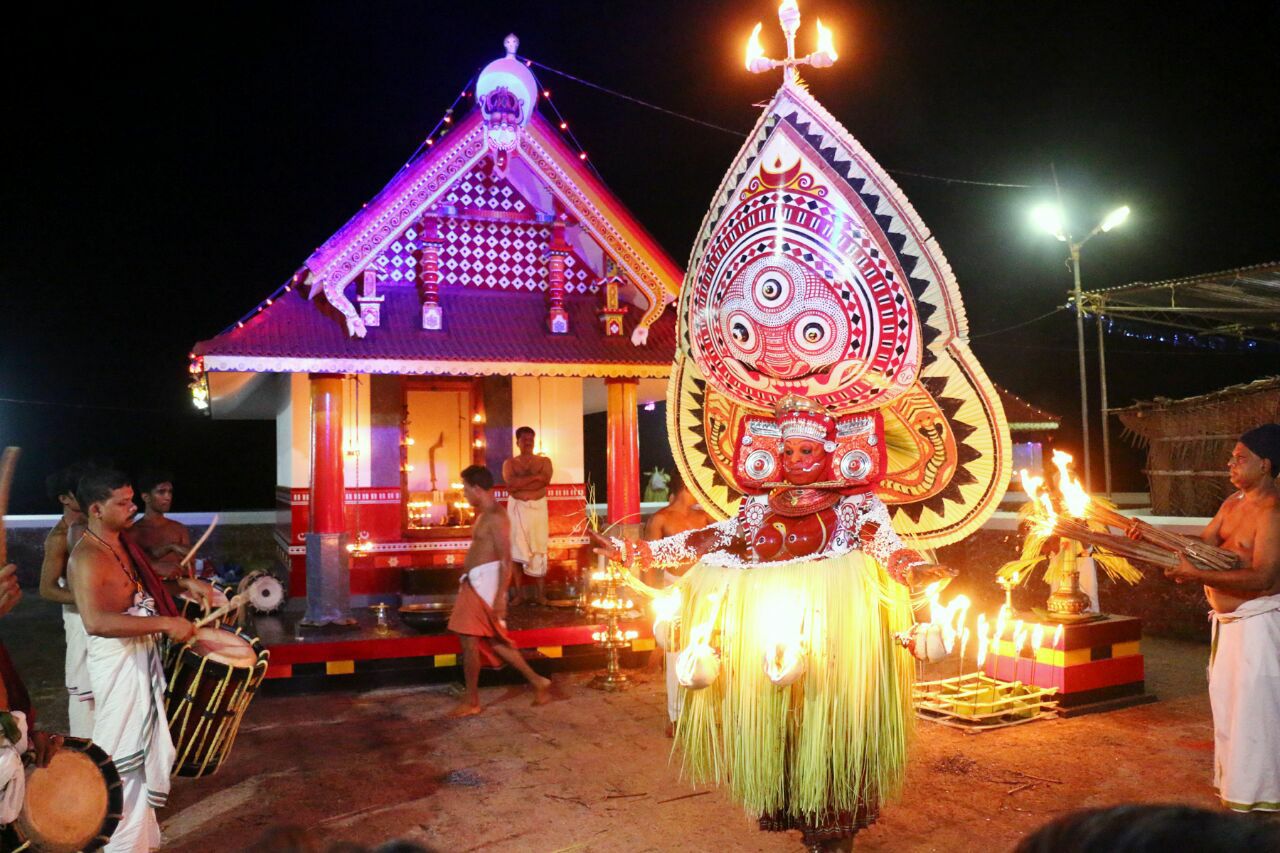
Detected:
left=724, top=310, right=761, bottom=357
left=754, top=273, right=791, bottom=309
left=792, top=314, right=834, bottom=352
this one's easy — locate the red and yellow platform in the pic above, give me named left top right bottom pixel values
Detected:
left=982, top=613, right=1155, bottom=715
left=252, top=603, right=652, bottom=686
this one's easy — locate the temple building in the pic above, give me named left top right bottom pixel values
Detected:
left=189, top=38, right=681, bottom=618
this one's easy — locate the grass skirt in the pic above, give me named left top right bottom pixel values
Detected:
left=673, top=550, right=915, bottom=827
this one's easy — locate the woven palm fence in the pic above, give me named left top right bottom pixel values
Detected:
left=1117, top=376, right=1280, bottom=516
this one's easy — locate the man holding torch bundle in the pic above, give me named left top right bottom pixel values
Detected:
left=1159, top=424, right=1280, bottom=813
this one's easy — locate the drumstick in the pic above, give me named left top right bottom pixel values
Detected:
left=179, top=513, right=220, bottom=569
left=192, top=592, right=249, bottom=629
left=0, top=447, right=19, bottom=566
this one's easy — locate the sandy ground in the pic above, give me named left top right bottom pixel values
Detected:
left=3, top=597, right=1222, bottom=852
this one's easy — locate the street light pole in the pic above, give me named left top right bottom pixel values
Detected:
left=1033, top=203, right=1129, bottom=494
left=1069, top=241, right=1091, bottom=491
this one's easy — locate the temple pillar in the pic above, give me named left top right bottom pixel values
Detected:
left=546, top=220, right=570, bottom=334
left=605, top=377, right=640, bottom=531
left=303, top=374, right=355, bottom=626
left=417, top=215, right=443, bottom=330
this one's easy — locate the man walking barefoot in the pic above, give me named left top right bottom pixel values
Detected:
left=446, top=465, right=551, bottom=718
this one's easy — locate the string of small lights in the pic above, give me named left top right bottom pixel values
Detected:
left=214, top=74, right=485, bottom=338
left=1101, top=316, right=1279, bottom=353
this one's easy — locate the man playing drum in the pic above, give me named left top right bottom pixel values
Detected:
left=446, top=465, right=551, bottom=718
left=38, top=464, right=95, bottom=738
left=130, top=470, right=191, bottom=580
left=69, top=468, right=194, bottom=852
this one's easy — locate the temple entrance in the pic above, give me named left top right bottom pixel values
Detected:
left=402, top=378, right=484, bottom=535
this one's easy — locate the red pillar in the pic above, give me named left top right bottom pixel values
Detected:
left=546, top=220, right=570, bottom=334
left=606, top=377, right=640, bottom=527
left=309, top=374, right=345, bottom=534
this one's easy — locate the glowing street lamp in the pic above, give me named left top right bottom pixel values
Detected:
left=1034, top=203, right=1131, bottom=492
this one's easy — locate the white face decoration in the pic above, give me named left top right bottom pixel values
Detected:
left=718, top=254, right=851, bottom=381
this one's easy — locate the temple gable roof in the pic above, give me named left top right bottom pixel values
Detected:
left=193, top=45, right=683, bottom=377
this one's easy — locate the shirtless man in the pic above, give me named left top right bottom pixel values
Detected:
left=446, top=465, right=551, bottom=718
left=644, top=472, right=712, bottom=736
left=129, top=471, right=190, bottom=579
left=502, top=427, right=553, bottom=605
left=1161, top=424, right=1280, bottom=813
left=69, top=468, right=195, bottom=852
left=38, top=465, right=95, bottom=737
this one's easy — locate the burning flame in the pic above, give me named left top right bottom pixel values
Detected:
left=1053, top=624, right=1064, bottom=651
left=1031, top=623, right=1045, bottom=655
left=652, top=588, right=681, bottom=623
left=746, top=22, right=765, bottom=71
left=815, top=18, right=837, bottom=60
left=1053, top=450, right=1091, bottom=517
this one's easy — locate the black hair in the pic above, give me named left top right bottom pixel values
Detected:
left=669, top=469, right=687, bottom=497
left=45, top=462, right=88, bottom=503
left=76, top=468, right=131, bottom=514
left=514, top=426, right=535, bottom=440
left=1015, top=804, right=1280, bottom=853
left=136, top=469, right=174, bottom=495
left=460, top=465, right=494, bottom=490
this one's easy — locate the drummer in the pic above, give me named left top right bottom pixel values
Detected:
left=0, top=562, right=61, bottom=826
left=69, top=468, right=194, bottom=852
left=130, top=470, right=191, bottom=579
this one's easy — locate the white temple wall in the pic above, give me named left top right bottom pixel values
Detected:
left=510, top=376, right=583, bottom=484
left=275, top=373, right=310, bottom=487
left=341, top=375, right=373, bottom=488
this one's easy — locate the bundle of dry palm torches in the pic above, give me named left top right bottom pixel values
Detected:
left=1026, top=451, right=1238, bottom=574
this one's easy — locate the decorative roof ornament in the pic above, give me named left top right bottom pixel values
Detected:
left=476, top=34, right=539, bottom=153
left=667, top=0, right=1011, bottom=546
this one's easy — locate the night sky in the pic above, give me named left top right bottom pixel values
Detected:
left=3, top=2, right=1276, bottom=514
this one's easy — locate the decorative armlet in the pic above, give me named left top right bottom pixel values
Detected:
left=886, top=548, right=928, bottom=587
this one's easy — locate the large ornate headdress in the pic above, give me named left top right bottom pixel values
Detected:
left=668, top=2, right=1011, bottom=546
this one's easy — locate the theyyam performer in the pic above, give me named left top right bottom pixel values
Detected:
left=594, top=3, right=1010, bottom=848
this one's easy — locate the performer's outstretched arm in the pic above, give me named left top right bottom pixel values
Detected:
left=851, top=496, right=955, bottom=588
left=589, top=519, right=741, bottom=575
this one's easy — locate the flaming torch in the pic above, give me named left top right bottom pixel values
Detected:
left=745, top=1, right=839, bottom=82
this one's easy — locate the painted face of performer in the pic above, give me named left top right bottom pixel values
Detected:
left=780, top=437, right=829, bottom=486
left=719, top=255, right=851, bottom=383
left=92, top=485, right=138, bottom=532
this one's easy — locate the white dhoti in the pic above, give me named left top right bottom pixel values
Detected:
left=465, top=560, right=501, bottom=609
left=508, top=496, right=549, bottom=578
left=63, top=607, right=96, bottom=739
left=87, top=593, right=175, bottom=852
left=1209, top=593, right=1280, bottom=812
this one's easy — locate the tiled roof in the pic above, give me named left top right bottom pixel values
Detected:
left=194, top=286, right=677, bottom=376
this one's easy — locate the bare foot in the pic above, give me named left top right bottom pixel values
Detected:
left=664, top=721, right=675, bottom=739
left=532, top=676, right=552, bottom=706
left=447, top=703, right=483, bottom=718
